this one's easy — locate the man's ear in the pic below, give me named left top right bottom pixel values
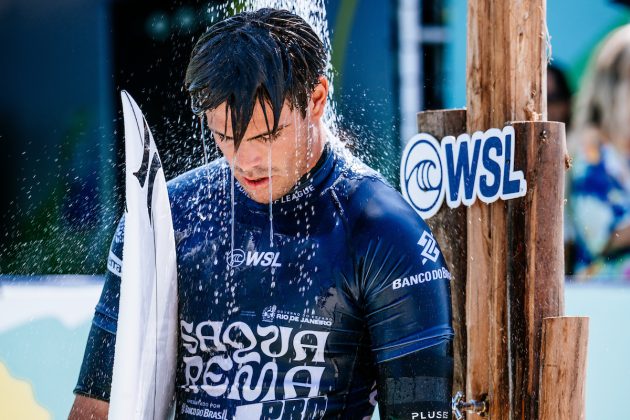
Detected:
left=309, top=76, right=329, bottom=121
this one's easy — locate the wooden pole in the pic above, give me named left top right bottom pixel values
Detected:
left=466, top=1, right=551, bottom=418
left=417, top=109, right=468, bottom=400
left=539, top=317, right=589, bottom=420
left=508, top=121, right=567, bottom=419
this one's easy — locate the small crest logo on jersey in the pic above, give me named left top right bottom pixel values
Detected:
left=401, top=134, right=444, bottom=220
left=418, top=230, right=440, bottom=265
left=262, top=305, right=277, bottom=323
left=226, top=249, right=246, bottom=267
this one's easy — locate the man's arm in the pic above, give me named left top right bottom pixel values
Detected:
left=71, top=218, right=123, bottom=418
left=68, top=395, right=109, bottom=420
left=349, top=181, right=455, bottom=418
left=376, top=343, right=453, bottom=419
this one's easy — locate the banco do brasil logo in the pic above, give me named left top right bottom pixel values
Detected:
left=401, top=126, right=527, bottom=219
left=401, top=133, right=445, bottom=219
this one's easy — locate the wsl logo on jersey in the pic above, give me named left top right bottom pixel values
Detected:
left=401, top=126, right=527, bottom=219
left=227, top=249, right=282, bottom=268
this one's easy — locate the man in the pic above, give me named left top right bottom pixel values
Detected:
left=70, top=8, right=454, bottom=419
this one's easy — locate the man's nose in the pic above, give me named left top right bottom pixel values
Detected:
left=234, top=141, right=265, bottom=173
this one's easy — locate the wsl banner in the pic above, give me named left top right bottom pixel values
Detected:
left=109, top=91, right=178, bottom=419
left=401, top=126, right=527, bottom=219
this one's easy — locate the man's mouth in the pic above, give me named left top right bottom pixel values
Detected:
left=241, top=176, right=271, bottom=189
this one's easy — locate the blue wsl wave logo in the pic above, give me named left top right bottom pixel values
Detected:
left=401, top=126, right=527, bottom=219
left=401, top=136, right=445, bottom=218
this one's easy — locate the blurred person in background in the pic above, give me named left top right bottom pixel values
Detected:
left=568, top=24, right=630, bottom=281
left=548, top=63, right=573, bottom=126
left=547, top=63, right=576, bottom=274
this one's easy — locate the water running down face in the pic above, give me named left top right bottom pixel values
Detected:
left=206, top=78, right=329, bottom=204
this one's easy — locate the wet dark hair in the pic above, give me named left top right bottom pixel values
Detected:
left=185, top=8, right=327, bottom=150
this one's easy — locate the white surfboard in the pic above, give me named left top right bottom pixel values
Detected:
left=109, top=91, right=178, bottom=419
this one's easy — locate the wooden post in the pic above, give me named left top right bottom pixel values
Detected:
left=539, top=317, right=589, bottom=420
left=417, top=109, right=467, bottom=399
left=466, top=1, right=551, bottom=419
left=508, top=121, right=567, bottom=419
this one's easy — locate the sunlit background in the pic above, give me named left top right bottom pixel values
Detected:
left=1, top=0, right=629, bottom=418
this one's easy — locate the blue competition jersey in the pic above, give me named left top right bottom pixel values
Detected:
left=75, top=144, right=454, bottom=419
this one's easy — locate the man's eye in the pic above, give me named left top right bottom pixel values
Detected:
left=212, top=132, right=230, bottom=142
left=261, top=133, right=279, bottom=143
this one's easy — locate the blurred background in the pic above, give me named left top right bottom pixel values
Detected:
left=1, top=0, right=629, bottom=418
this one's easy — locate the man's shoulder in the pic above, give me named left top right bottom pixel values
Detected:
left=328, top=145, right=389, bottom=198
left=330, top=150, right=421, bottom=230
left=164, top=158, right=229, bottom=231
left=166, top=158, right=228, bottom=203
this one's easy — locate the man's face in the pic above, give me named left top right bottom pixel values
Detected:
left=205, top=102, right=317, bottom=204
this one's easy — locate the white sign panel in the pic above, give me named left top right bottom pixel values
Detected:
left=401, top=125, right=527, bottom=219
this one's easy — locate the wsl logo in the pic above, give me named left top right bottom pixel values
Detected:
left=226, top=249, right=282, bottom=268
left=401, top=135, right=444, bottom=219
left=401, top=126, right=527, bottom=219
left=226, top=249, right=246, bottom=267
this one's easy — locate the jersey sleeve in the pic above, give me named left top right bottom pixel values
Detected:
left=73, top=217, right=123, bottom=401
left=351, top=183, right=454, bottom=364
left=376, top=342, right=453, bottom=419
left=348, top=181, right=455, bottom=417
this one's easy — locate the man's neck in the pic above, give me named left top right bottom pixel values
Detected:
left=304, top=121, right=327, bottom=174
